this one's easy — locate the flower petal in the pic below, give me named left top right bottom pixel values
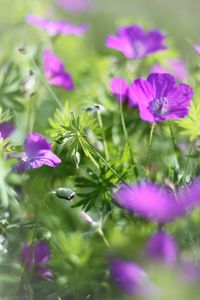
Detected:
left=43, top=48, right=74, bottom=91
left=34, top=242, right=51, bottom=265
left=114, top=182, right=179, bottom=224
left=110, top=77, right=129, bottom=102
left=147, top=73, right=176, bottom=99
left=145, top=231, right=178, bottom=265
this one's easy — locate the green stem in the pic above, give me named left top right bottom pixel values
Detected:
left=183, top=140, right=195, bottom=179
left=146, top=123, right=156, bottom=177
left=87, top=151, right=100, bottom=169
left=168, top=122, right=179, bottom=168
left=30, top=57, right=63, bottom=109
left=95, top=149, right=128, bottom=185
left=120, top=101, right=138, bottom=178
left=96, top=228, right=110, bottom=248
left=96, top=110, right=110, bottom=161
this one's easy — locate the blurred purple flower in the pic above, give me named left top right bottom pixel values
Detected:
left=151, top=59, right=187, bottom=82
left=21, top=242, right=52, bottom=280
left=193, top=44, right=200, bottom=54
left=129, top=73, right=193, bottom=123
left=56, top=0, right=92, bottom=13
left=43, top=48, right=74, bottom=91
left=26, top=15, right=89, bottom=37
left=114, top=179, right=200, bottom=224
left=110, top=77, right=137, bottom=107
left=17, top=132, right=61, bottom=171
left=106, top=25, right=167, bottom=59
left=110, top=77, right=129, bottom=102
left=145, top=231, right=178, bottom=265
left=110, top=259, right=156, bottom=296
left=0, top=121, right=14, bottom=139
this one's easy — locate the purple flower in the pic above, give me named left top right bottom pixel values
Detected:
left=0, top=121, right=14, bottom=139
left=114, top=179, right=200, bottom=224
left=129, top=73, right=193, bottom=123
left=56, top=0, right=92, bottom=13
left=193, top=44, right=200, bottom=54
left=145, top=231, right=178, bottom=265
left=26, top=15, right=89, bottom=37
left=110, top=259, right=155, bottom=296
left=109, top=77, right=137, bottom=107
left=43, top=48, right=74, bottom=91
left=17, top=132, right=61, bottom=171
left=21, top=242, right=52, bottom=280
left=106, top=25, right=167, bottom=59
left=151, top=59, right=187, bottom=82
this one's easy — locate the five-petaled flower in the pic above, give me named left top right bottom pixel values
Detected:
left=114, top=179, right=200, bottom=225
left=129, top=73, right=193, bottom=123
left=17, top=132, right=61, bottom=171
left=43, top=48, right=74, bottom=91
left=26, top=15, right=89, bottom=37
left=106, top=25, right=167, bottom=59
left=21, top=241, right=52, bottom=280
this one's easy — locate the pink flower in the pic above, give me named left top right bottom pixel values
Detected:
left=43, top=48, right=74, bottom=91
left=26, top=15, right=89, bottom=37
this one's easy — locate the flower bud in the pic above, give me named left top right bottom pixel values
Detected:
left=86, top=104, right=105, bottom=113
left=54, top=187, right=75, bottom=201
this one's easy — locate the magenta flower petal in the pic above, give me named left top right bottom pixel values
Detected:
left=0, top=121, right=14, bottom=139
left=193, top=44, right=200, bottom=54
left=131, top=73, right=193, bottom=123
left=21, top=244, right=34, bottom=269
left=110, top=259, right=155, bottom=296
left=106, top=25, right=167, bottom=59
left=151, top=60, right=187, bottom=82
left=21, top=242, right=52, bottom=281
left=114, top=182, right=180, bottom=224
left=34, top=242, right=51, bottom=265
left=26, top=15, right=89, bottom=37
left=129, top=78, right=154, bottom=110
left=43, top=48, right=74, bottom=91
left=37, top=267, right=53, bottom=280
left=145, top=231, right=178, bottom=265
left=18, top=133, right=61, bottom=171
left=110, top=77, right=129, bottom=102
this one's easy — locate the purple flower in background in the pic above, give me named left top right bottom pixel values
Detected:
left=21, top=242, right=52, bottom=280
left=106, top=25, right=167, bottom=59
left=26, top=15, right=89, bottom=37
left=110, top=77, right=137, bottom=107
left=110, top=259, right=156, bottom=296
left=193, top=44, right=200, bottom=54
left=56, top=0, right=92, bottom=13
left=17, top=132, right=61, bottom=171
left=151, top=59, right=187, bottom=82
left=145, top=231, right=178, bottom=265
left=110, top=77, right=129, bottom=102
left=0, top=121, right=14, bottom=139
left=129, top=73, right=193, bottom=123
left=43, top=48, right=74, bottom=91
left=114, top=179, right=200, bottom=224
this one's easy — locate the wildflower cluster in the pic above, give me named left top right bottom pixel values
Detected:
left=1, top=1, right=200, bottom=299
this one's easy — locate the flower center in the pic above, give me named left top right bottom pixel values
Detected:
left=150, top=97, right=168, bottom=115
left=133, top=40, right=146, bottom=57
